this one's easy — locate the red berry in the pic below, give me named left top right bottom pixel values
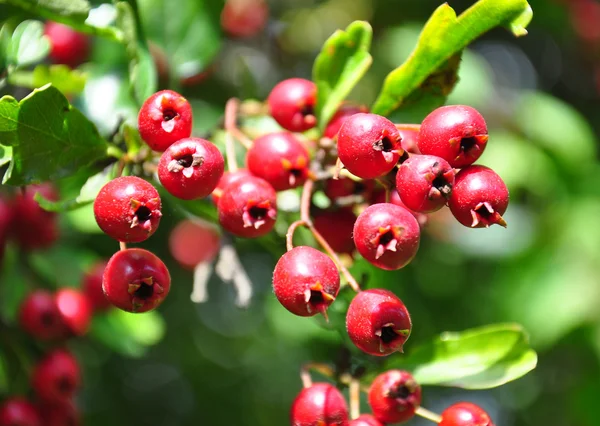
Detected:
left=353, top=203, right=420, bottom=270
left=0, top=194, right=13, bottom=260
left=247, top=132, right=310, bottom=191
left=348, top=414, right=384, bottom=426
left=44, top=22, right=90, bottom=68
left=138, top=90, right=193, bottom=151
left=337, top=113, right=403, bottom=179
left=417, top=105, right=488, bottom=168
left=211, top=169, right=253, bottom=204
left=448, top=165, right=509, bottom=228
left=272, top=246, right=340, bottom=318
left=83, top=261, right=111, bottom=311
left=324, top=177, right=375, bottom=204
left=0, top=398, right=41, bottom=426
left=396, top=154, right=455, bottom=213
left=439, top=402, right=495, bottom=426
left=32, top=349, right=80, bottom=405
left=371, top=190, right=429, bottom=228
left=93, top=176, right=162, bottom=243
left=55, top=288, right=92, bottom=336
left=324, top=105, right=368, bottom=139
left=313, top=209, right=356, bottom=254
left=267, top=78, right=316, bottom=132
left=368, top=370, right=421, bottom=424
left=217, top=176, right=277, bottom=238
left=398, top=128, right=421, bottom=154
left=221, top=0, right=269, bottom=38
left=19, top=290, right=64, bottom=340
left=169, top=219, right=220, bottom=269
left=290, top=383, right=349, bottom=426
left=346, top=288, right=411, bottom=356
left=11, top=184, right=59, bottom=250
left=40, top=402, right=80, bottom=426
left=103, top=248, right=171, bottom=313
left=158, top=138, right=224, bottom=200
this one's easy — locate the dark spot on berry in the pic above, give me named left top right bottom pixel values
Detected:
left=135, top=205, right=153, bottom=222
left=134, top=282, right=154, bottom=300
left=378, top=230, right=395, bottom=246
left=460, top=136, right=477, bottom=152
left=57, top=377, right=74, bottom=395
left=379, top=326, right=399, bottom=344
left=432, top=175, right=452, bottom=196
left=176, top=154, right=194, bottom=168
left=40, top=312, right=56, bottom=326
left=309, top=290, right=325, bottom=306
left=301, top=104, right=314, bottom=117
left=390, top=385, right=411, bottom=400
left=474, top=204, right=492, bottom=219
left=373, top=137, right=394, bottom=152
left=290, top=168, right=303, bottom=179
left=249, top=205, right=268, bottom=220
left=162, top=108, right=178, bottom=121
left=398, top=150, right=410, bottom=164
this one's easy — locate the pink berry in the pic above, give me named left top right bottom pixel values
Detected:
left=246, top=132, right=310, bottom=191
left=267, top=78, right=317, bottom=132
left=83, top=261, right=111, bottom=311
left=221, top=0, right=269, bottom=38
left=396, top=154, right=455, bottom=213
left=417, top=105, right=488, bottom=168
left=337, top=113, right=403, bottom=179
left=290, top=383, right=349, bottom=426
left=44, top=22, right=90, bottom=68
left=169, top=219, right=220, bottom=269
left=348, top=414, right=384, bottom=426
left=217, top=176, right=277, bottom=238
left=11, top=184, right=60, bottom=250
left=158, top=138, right=224, bottom=200
left=19, top=290, right=65, bottom=340
left=211, top=169, right=253, bottom=204
left=55, top=288, right=92, bottom=336
left=371, top=190, right=429, bottom=228
left=439, top=402, right=495, bottom=426
left=346, top=288, right=411, bottom=356
left=368, top=370, right=421, bottom=424
left=448, top=165, right=509, bottom=228
left=138, top=90, right=193, bottom=151
left=272, top=246, right=340, bottom=318
left=103, top=248, right=171, bottom=313
left=324, top=105, right=368, bottom=139
left=32, top=349, right=80, bottom=405
left=313, top=208, right=356, bottom=254
left=0, top=398, right=41, bottom=426
left=93, top=176, right=162, bottom=243
left=353, top=203, right=420, bottom=270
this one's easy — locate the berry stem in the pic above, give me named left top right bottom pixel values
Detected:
left=224, top=99, right=240, bottom=172
left=299, top=179, right=313, bottom=223
left=286, top=220, right=307, bottom=251
left=394, top=123, right=421, bottom=132
left=119, top=241, right=127, bottom=251
left=106, top=145, right=125, bottom=160
left=225, top=98, right=253, bottom=149
left=300, top=362, right=336, bottom=389
left=415, top=406, right=443, bottom=424
left=349, top=377, right=361, bottom=419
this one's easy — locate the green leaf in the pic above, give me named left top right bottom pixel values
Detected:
left=381, top=323, right=537, bottom=389
left=371, top=0, right=532, bottom=117
left=6, top=20, right=49, bottom=67
left=8, top=65, right=86, bottom=95
left=313, top=21, right=372, bottom=130
left=0, top=144, right=11, bottom=167
left=0, top=84, right=108, bottom=185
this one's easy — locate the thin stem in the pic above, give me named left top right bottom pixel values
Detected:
left=119, top=242, right=127, bottom=251
left=301, top=362, right=336, bottom=387
left=286, top=220, right=307, bottom=251
left=225, top=98, right=253, bottom=149
left=415, top=406, right=443, bottom=424
left=394, top=123, right=421, bottom=132
left=224, top=99, right=239, bottom=172
left=300, top=179, right=314, bottom=223
left=107, top=145, right=125, bottom=160
left=300, top=368, right=313, bottom=389
left=349, top=377, right=361, bottom=420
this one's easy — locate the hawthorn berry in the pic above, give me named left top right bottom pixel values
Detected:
left=290, top=383, right=349, bottom=426
left=371, top=190, right=429, bottom=228
left=398, top=128, right=421, bottom=154
left=313, top=208, right=356, bottom=254
left=337, top=113, right=403, bottom=179
left=0, top=194, right=12, bottom=260
left=438, top=402, right=495, bottom=426
left=353, top=203, right=420, bottom=270
left=32, top=349, right=80, bottom=405
left=11, top=184, right=59, bottom=250
left=273, top=246, right=340, bottom=318
left=221, top=0, right=269, bottom=38
left=83, top=261, right=111, bottom=311
left=138, top=90, right=193, bottom=151
left=211, top=169, right=253, bottom=204
left=396, top=154, right=455, bottom=213
left=93, top=176, right=162, bottom=243
left=40, top=402, right=80, bottom=426
left=247, top=132, right=310, bottom=191
left=217, top=176, right=277, bottom=238
left=19, top=290, right=64, bottom=340
left=267, top=78, right=316, bottom=132
left=368, top=370, right=421, bottom=424
left=169, top=219, right=221, bottom=269
left=346, top=288, right=411, bottom=356
left=418, top=105, right=488, bottom=168
left=55, top=288, right=92, bottom=336
left=324, top=177, right=375, bottom=204
left=0, top=398, right=41, bottom=426
left=103, top=248, right=171, bottom=313
left=158, top=138, right=225, bottom=200
left=448, top=165, right=509, bottom=228
left=44, top=22, right=90, bottom=68
left=348, top=414, right=384, bottom=426
left=324, top=105, right=368, bottom=139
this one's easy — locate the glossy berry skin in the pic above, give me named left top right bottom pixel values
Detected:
left=103, top=248, right=171, bottom=313
left=313, top=209, right=356, bottom=254
left=0, top=398, right=41, bottom=426
left=398, top=128, right=421, bottom=154
left=83, top=261, right=111, bottom=311
left=353, top=203, right=420, bottom=270
left=19, top=290, right=64, bottom=340
left=44, top=22, right=90, bottom=68
left=32, top=349, right=80, bottom=405
left=221, top=0, right=269, bottom=38
left=11, top=184, right=59, bottom=250
left=55, top=288, right=92, bottom=336
left=290, top=383, right=349, bottom=426
left=273, top=246, right=340, bottom=318
left=217, top=176, right=277, bottom=238
left=324, top=105, right=368, bottom=139
left=138, top=90, right=193, bottom=151
left=348, top=414, right=384, bottom=426
left=368, top=370, right=421, bottom=424
left=247, top=132, right=310, bottom=191
left=40, top=402, right=80, bottom=426
left=448, top=165, right=509, bottom=228
left=418, top=105, right=488, bottom=168
left=169, top=219, right=220, bottom=269
left=372, top=190, right=429, bottom=228
left=346, top=288, right=411, bottom=356
left=439, top=402, right=495, bottom=426
left=337, top=113, right=403, bottom=179
left=94, top=176, right=162, bottom=243
left=267, top=78, right=317, bottom=132
left=158, top=138, right=224, bottom=200
left=396, top=154, right=455, bottom=213
left=211, top=169, right=253, bottom=204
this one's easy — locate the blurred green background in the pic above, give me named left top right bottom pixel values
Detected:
left=2, top=0, right=600, bottom=425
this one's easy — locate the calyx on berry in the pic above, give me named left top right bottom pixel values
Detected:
left=19, top=289, right=64, bottom=340
left=32, top=349, right=80, bottom=405
left=290, top=383, right=349, bottom=426
left=267, top=78, right=317, bottom=132
left=368, top=369, right=421, bottom=424
left=438, top=402, right=495, bottom=426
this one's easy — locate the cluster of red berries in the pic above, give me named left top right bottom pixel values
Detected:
left=291, top=370, right=495, bottom=426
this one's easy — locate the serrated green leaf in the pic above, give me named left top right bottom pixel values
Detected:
left=380, top=323, right=537, bottom=389
left=371, top=0, right=532, bottom=117
left=313, top=21, right=372, bottom=130
left=7, top=20, right=49, bottom=67
left=0, top=84, right=108, bottom=185
left=8, top=65, right=86, bottom=94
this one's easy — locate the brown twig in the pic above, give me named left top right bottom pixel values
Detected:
left=394, top=123, right=421, bottom=132
left=286, top=220, right=307, bottom=251
left=349, top=377, right=361, bottom=419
